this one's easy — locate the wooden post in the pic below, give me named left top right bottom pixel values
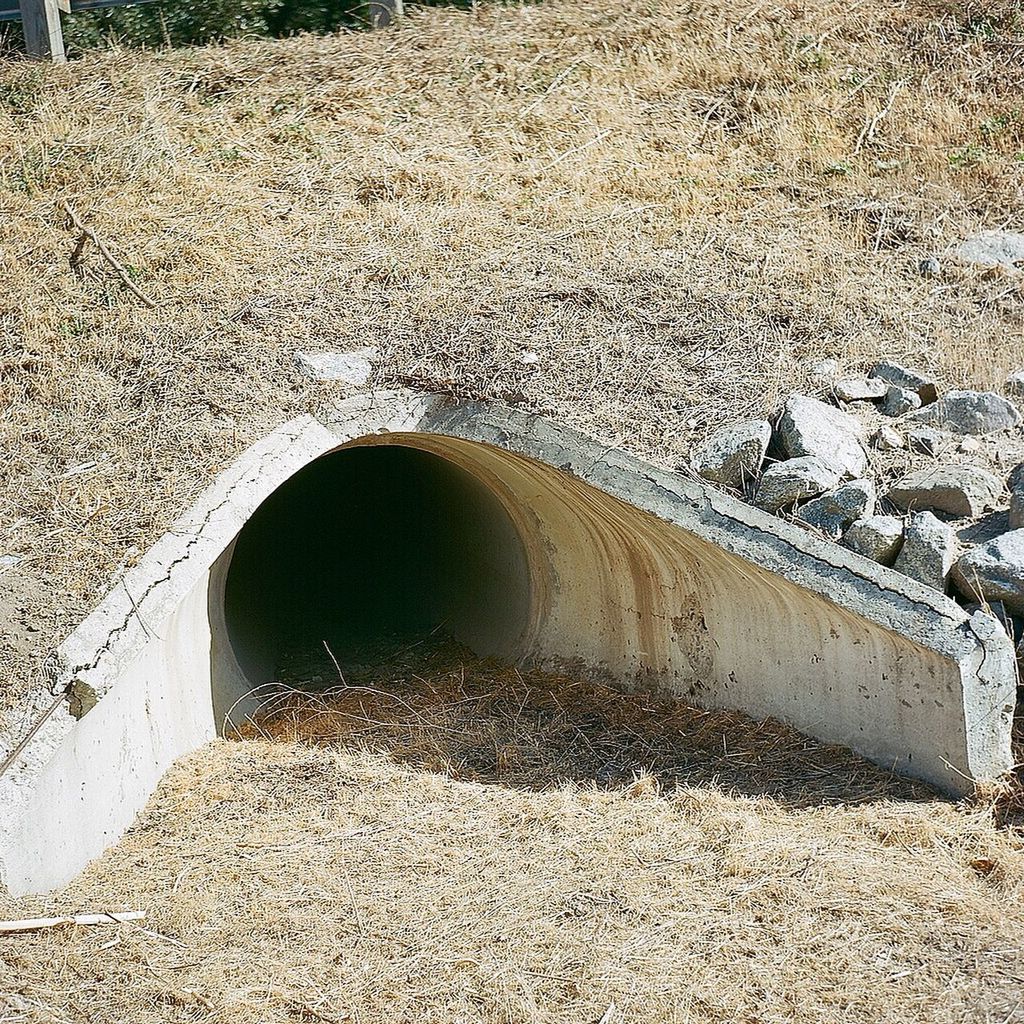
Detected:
left=367, top=0, right=402, bottom=30
left=19, top=0, right=66, bottom=62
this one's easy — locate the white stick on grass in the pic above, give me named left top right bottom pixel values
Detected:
left=0, top=911, right=145, bottom=934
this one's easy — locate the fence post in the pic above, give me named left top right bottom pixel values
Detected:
left=19, top=0, right=66, bottom=62
left=367, top=0, right=402, bottom=30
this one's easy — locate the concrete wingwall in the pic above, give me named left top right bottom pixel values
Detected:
left=0, top=390, right=1017, bottom=895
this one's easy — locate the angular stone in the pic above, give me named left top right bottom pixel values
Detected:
left=774, top=395, right=867, bottom=479
left=888, top=466, right=1004, bottom=519
left=754, top=457, right=840, bottom=513
left=843, top=515, right=904, bottom=565
left=907, top=426, right=949, bottom=456
left=295, top=347, right=378, bottom=385
left=1010, top=489, right=1024, bottom=531
left=834, top=377, right=887, bottom=403
left=868, top=361, right=939, bottom=404
left=872, top=425, right=904, bottom=451
left=958, top=436, right=981, bottom=454
left=691, top=418, right=771, bottom=490
left=1006, top=371, right=1024, bottom=398
left=952, top=230, right=1024, bottom=273
left=880, top=385, right=921, bottom=417
left=796, top=479, right=876, bottom=538
left=893, top=512, right=957, bottom=591
left=1010, top=462, right=1024, bottom=531
left=905, top=390, right=1022, bottom=435
left=963, top=601, right=1019, bottom=643
left=950, top=530, right=1024, bottom=615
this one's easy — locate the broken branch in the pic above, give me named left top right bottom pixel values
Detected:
left=61, top=201, right=157, bottom=309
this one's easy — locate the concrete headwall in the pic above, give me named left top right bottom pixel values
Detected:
left=0, top=390, right=1015, bottom=895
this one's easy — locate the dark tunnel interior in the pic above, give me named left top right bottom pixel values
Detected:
left=220, top=443, right=533, bottom=687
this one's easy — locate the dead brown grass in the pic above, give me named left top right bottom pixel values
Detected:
left=1, top=0, right=1023, bottom=715
left=3, top=641, right=1024, bottom=1023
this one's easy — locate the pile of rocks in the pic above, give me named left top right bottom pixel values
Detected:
left=689, top=362, right=1024, bottom=664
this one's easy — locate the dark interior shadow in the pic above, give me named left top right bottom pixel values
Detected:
left=237, top=633, right=949, bottom=810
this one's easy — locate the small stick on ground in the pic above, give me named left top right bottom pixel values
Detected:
left=61, top=201, right=157, bottom=309
left=0, top=911, right=146, bottom=934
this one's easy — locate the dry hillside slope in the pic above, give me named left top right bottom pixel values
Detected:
left=1, top=0, right=1023, bottom=712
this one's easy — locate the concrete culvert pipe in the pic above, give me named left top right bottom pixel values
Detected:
left=0, top=390, right=1016, bottom=895
left=215, top=443, right=533, bottom=725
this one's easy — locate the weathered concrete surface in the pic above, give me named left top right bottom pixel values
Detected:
left=0, top=390, right=1016, bottom=895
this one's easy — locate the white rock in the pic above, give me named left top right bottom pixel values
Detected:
left=872, top=425, right=904, bottom=451
left=774, top=395, right=867, bottom=479
left=893, top=512, right=957, bottom=592
left=905, top=390, right=1022, bottom=435
left=843, top=515, right=905, bottom=566
left=952, top=230, right=1024, bottom=273
left=950, top=530, right=1024, bottom=615
left=887, top=466, right=1004, bottom=519
left=295, top=347, right=378, bottom=385
left=754, top=457, right=840, bottom=513
left=808, top=358, right=840, bottom=381
left=691, top=419, right=772, bottom=490
left=834, top=377, right=887, bottom=403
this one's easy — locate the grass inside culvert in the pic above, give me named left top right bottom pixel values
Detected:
left=4, top=637, right=1024, bottom=1024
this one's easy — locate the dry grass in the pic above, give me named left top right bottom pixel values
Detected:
left=3, top=639, right=1024, bottom=1023
left=1, top=0, right=1023, bottom=714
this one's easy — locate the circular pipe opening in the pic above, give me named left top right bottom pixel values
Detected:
left=218, top=442, right=533, bottom=701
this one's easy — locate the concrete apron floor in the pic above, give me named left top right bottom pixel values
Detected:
left=0, top=390, right=1019, bottom=895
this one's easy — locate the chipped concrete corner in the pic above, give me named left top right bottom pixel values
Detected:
left=0, top=389, right=1017, bottom=895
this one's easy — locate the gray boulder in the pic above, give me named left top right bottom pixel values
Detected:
left=905, top=390, right=1022, bottom=435
left=951, top=230, right=1024, bottom=273
left=796, top=479, right=876, bottom=538
left=950, top=530, right=1024, bottom=615
left=691, top=418, right=772, bottom=490
left=843, top=515, right=904, bottom=565
left=755, top=457, right=840, bottom=513
left=893, top=512, right=957, bottom=591
left=775, top=395, right=867, bottom=478
left=880, top=385, right=921, bottom=417
left=868, top=361, right=938, bottom=404
left=835, top=377, right=887, bottom=403
left=887, top=466, right=1003, bottom=519
left=906, top=426, right=950, bottom=456
left=1009, top=463, right=1024, bottom=492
